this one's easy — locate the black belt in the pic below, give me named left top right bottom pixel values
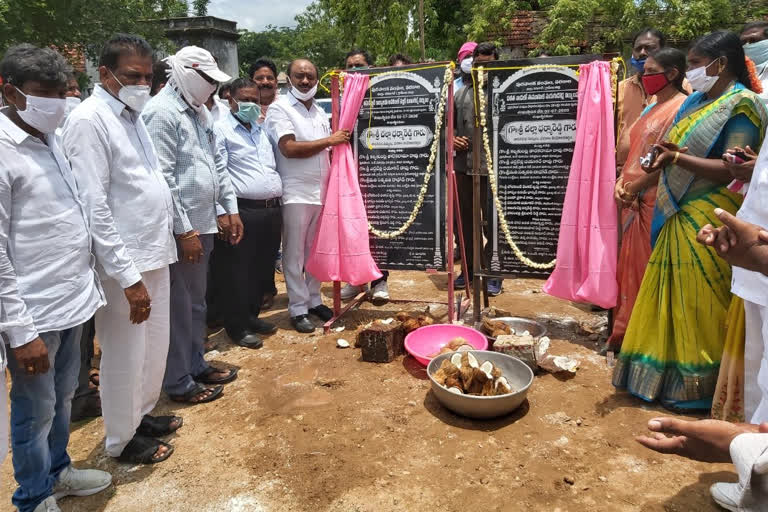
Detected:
left=237, top=197, right=281, bottom=208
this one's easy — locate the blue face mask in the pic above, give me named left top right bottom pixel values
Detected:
left=234, top=101, right=261, bottom=124
left=745, top=39, right=768, bottom=67
left=631, top=56, right=647, bottom=72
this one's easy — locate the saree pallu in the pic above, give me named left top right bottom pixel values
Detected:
left=608, top=95, right=686, bottom=350
left=612, top=188, right=742, bottom=405
left=712, top=297, right=746, bottom=421
left=613, top=84, right=767, bottom=408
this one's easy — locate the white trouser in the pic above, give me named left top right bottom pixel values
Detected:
left=1, top=369, right=7, bottom=465
left=744, top=300, right=768, bottom=423
left=282, top=203, right=323, bottom=317
left=96, top=266, right=170, bottom=457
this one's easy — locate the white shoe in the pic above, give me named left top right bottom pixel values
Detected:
left=341, top=283, right=368, bottom=300
left=371, top=280, right=390, bottom=305
left=709, top=482, right=740, bottom=512
left=53, top=465, right=112, bottom=499
left=33, top=496, right=61, bottom=512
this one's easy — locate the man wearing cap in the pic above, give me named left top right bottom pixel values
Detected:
left=454, top=42, right=477, bottom=91
left=142, top=46, right=242, bottom=404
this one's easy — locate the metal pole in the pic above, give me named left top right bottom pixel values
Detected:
left=418, top=0, right=426, bottom=62
left=446, top=79, right=455, bottom=322
left=472, top=68, right=482, bottom=325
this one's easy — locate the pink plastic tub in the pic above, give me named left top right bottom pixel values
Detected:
left=404, top=324, right=488, bottom=366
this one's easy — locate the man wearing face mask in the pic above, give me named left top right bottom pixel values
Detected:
left=266, top=58, right=350, bottom=333
left=454, top=42, right=477, bottom=92
left=61, top=34, right=180, bottom=464
left=741, top=21, right=768, bottom=104
left=0, top=44, right=113, bottom=512
left=211, top=78, right=281, bottom=347
left=142, top=46, right=242, bottom=404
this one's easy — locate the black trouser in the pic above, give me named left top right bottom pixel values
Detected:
left=455, top=172, right=492, bottom=277
left=213, top=198, right=282, bottom=333
left=71, top=317, right=96, bottom=411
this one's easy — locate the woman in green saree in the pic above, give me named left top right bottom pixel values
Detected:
left=613, top=31, right=768, bottom=412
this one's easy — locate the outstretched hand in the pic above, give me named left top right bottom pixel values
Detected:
left=697, top=208, right=768, bottom=275
left=636, top=417, right=767, bottom=463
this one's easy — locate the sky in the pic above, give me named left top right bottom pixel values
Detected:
left=207, top=0, right=314, bottom=32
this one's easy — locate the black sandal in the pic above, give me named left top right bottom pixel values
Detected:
left=169, top=383, right=224, bottom=404
left=137, top=415, right=183, bottom=437
left=117, top=435, right=174, bottom=464
left=193, top=366, right=238, bottom=385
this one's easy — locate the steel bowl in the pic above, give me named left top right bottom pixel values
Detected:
left=427, top=350, right=533, bottom=419
left=484, top=317, right=547, bottom=343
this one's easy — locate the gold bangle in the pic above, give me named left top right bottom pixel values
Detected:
left=672, top=151, right=680, bottom=165
left=178, top=231, right=198, bottom=240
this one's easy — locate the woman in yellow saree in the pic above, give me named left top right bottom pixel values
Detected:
left=613, top=31, right=768, bottom=412
left=608, top=48, right=689, bottom=351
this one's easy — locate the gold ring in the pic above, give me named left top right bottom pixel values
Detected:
left=26, top=366, right=34, bottom=372
left=141, top=307, right=150, bottom=312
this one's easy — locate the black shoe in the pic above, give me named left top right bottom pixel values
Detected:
left=249, top=316, right=278, bottom=335
left=291, top=314, right=316, bottom=333
left=308, top=305, right=333, bottom=322
left=226, top=328, right=264, bottom=349
left=71, top=393, right=102, bottom=423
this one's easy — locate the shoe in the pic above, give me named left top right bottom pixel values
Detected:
left=262, top=294, right=274, bottom=310
left=488, top=279, right=503, bottom=297
left=275, top=255, right=283, bottom=274
left=341, top=283, right=368, bottom=300
left=454, top=272, right=467, bottom=289
left=70, top=392, right=101, bottom=423
left=291, top=314, right=316, bottom=333
left=709, top=482, right=740, bottom=512
left=33, top=496, right=60, bottom=512
left=53, top=465, right=112, bottom=499
left=308, top=304, right=334, bottom=322
left=371, top=280, right=389, bottom=305
left=249, top=317, right=278, bottom=335
left=225, top=328, right=263, bottom=349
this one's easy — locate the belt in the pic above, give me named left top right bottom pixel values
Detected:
left=237, top=197, right=281, bottom=209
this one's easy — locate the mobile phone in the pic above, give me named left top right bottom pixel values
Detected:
left=724, top=153, right=746, bottom=164
left=733, top=150, right=748, bottom=161
left=639, top=146, right=660, bottom=168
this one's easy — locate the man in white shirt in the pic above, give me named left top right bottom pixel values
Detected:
left=265, top=58, right=349, bottom=333
left=0, top=44, right=113, bottom=512
left=62, top=34, right=180, bottom=465
left=212, top=78, right=281, bottom=347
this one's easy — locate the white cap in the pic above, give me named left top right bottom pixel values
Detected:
left=172, top=46, right=231, bottom=83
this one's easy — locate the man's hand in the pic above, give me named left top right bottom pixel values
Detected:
left=453, top=136, right=470, bottom=152
left=327, top=130, right=351, bottom=147
left=636, top=417, right=760, bottom=463
left=228, top=214, right=244, bottom=245
left=178, top=232, right=203, bottom=264
left=217, top=215, right=231, bottom=242
left=723, top=145, right=758, bottom=182
left=12, top=337, right=49, bottom=375
left=124, top=280, right=151, bottom=324
left=697, top=208, right=768, bottom=274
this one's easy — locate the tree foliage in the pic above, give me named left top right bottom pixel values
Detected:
left=0, top=0, right=189, bottom=60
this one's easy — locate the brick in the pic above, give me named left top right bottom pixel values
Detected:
left=357, top=322, right=405, bottom=363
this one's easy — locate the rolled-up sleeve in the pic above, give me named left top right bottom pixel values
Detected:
left=213, top=128, right=238, bottom=215
left=62, top=117, right=141, bottom=289
left=265, top=103, right=295, bottom=146
left=0, top=170, right=38, bottom=347
left=142, top=106, right=193, bottom=234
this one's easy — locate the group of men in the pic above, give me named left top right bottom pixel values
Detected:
left=0, top=32, right=357, bottom=511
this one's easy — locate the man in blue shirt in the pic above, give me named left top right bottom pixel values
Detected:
left=212, top=78, right=282, bottom=348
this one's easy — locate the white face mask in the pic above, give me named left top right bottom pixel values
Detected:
left=460, top=57, right=473, bottom=74
left=686, top=59, right=721, bottom=93
left=289, top=79, right=318, bottom=102
left=63, top=96, right=81, bottom=118
left=13, top=87, right=66, bottom=134
left=108, top=70, right=150, bottom=111
left=182, top=71, right=217, bottom=109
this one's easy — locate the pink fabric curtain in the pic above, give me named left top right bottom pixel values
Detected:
left=306, top=73, right=383, bottom=285
left=543, top=61, right=618, bottom=309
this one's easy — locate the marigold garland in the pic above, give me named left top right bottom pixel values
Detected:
left=745, top=57, right=763, bottom=95
left=477, top=66, right=557, bottom=270
left=368, top=65, right=454, bottom=239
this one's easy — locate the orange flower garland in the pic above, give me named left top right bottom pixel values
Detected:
left=745, top=56, right=763, bottom=94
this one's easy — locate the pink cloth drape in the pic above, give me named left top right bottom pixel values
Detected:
left=306, top=73, right=383, bottom=285
left=543, top=61, right=618, bottom=309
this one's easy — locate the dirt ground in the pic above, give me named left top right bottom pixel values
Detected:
left=1, top=270, right=735, bottom=512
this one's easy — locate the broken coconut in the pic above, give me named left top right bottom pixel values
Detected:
left=433, top=353, right=516, bottom=397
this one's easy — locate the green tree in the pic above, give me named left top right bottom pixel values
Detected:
left=192, top=0, right=209, bottom=16
left=0, top=0, right=188, bottom=60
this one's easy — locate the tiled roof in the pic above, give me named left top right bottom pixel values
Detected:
left=487, top=11, right=549, bottom=50
left=57, top=46, right=87, bottom=73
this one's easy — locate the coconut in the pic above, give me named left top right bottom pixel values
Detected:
left=445, top=375, right=462, bottom=389
left=495, top=376, right=512, bottom=395
left=466, top=367, right=489, bottom=395
left=480, top=378, right=497, bottom=396
left=450, top=353, right=463, bottom=367
left=479, top=361, right=494, bottom=380
left=448, top=387, right=463, bottom=395
left=466, top=352, right=479, bottom=368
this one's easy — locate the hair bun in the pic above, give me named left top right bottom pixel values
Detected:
left=745, top=56, right=764, bottom=94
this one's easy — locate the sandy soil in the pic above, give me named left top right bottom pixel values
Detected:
left=1, top=271, right=734, bottom=511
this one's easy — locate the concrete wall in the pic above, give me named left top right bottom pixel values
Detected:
left=163, top=17, right=241, bottom=78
